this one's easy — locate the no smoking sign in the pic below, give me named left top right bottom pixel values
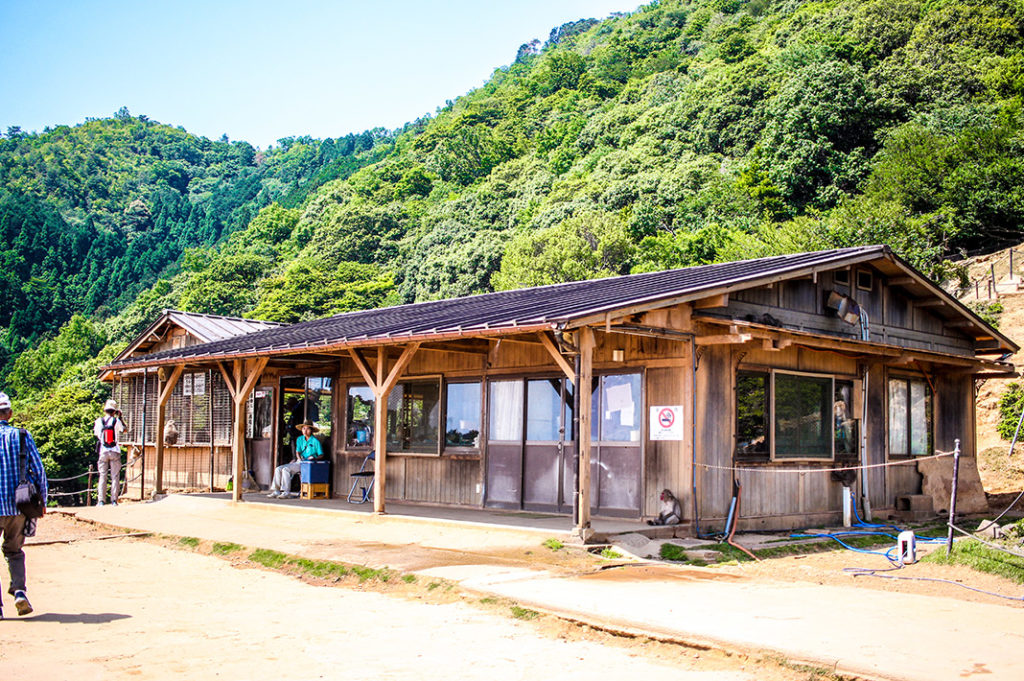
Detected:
left=650, top=405, right=683, bottom=441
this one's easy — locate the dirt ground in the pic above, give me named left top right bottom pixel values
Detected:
left=0, top=514, right=835, bottom=681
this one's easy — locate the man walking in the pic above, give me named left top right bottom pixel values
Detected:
left=93, top=399, right=126, bottom=506
left=0, top=391, right=47, bottom=617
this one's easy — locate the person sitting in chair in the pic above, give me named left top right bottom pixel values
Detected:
left=267, top=420, right=323, bottom=499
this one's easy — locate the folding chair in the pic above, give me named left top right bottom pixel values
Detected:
left=347, top=451, right=375, bottom=503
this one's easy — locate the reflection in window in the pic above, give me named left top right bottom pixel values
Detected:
left=889, top=377, right=932, bottom=456
left=834, top=380, right=858, bottom=456
left=346, top=386, right=374, bottom=447
left=445, top=382, right=481, bottom=447
left=736, top=372, right=768, bottom=458
left=774, top=374, right=831, bottom=459
left=387, top=380, right=440, bottom=453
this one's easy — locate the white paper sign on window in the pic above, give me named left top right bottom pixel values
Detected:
left=650, top=406, right=684, bottom=441
left=193, top=373, right=206, bottom=396
left=183, top=373, right=193, bottom=397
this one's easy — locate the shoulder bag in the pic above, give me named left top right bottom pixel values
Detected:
left=15, top=428, right=45, bottom=519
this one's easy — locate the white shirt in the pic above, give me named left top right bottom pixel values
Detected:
left=94, top=415, right=125, bottom=451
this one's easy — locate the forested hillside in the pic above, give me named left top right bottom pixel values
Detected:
left=0, top=110, right=394, bottom=374
left=7, top=0, right=1024, bottom=479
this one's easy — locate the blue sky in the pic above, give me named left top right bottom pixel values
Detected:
left=0, top=0, right=640, bottom=148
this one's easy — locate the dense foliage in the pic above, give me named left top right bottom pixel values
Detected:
left=0, top=111, right=394, bottom=375
left=7, top=0, right=1024, bottom=479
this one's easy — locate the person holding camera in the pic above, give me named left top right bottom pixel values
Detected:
left=0, top=391, right=46, bottom=617
left=93, top=399, right=126, bottom=506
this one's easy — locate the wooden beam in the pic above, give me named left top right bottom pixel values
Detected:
left=889, top=276, right=915, bottom=286
left=576, top=326, right=595, bottom=540
left=154, top=364, right=183, bottom=496
left=693, top=293, right=729, bottom=309
left=379, top=343, right=421, bottom=398
left=695, top=333, right=753, bottom=346
left=216, top=362, right=237, bottom=401
left=538, top=332, right=576, bottom=385
left=913, top=299, right=945, bottom=308
left=348, top=348, right=379, bottom=392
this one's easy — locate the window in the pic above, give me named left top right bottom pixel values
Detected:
left=387, top=379, right=441, bottom=453
left=856, top=269, right=874, bottom=291
left=346, top=386, right=374, bottom=447
left=736, top=371, right=769, bottom=458
left=735, top=370, right=859, bottom=461
left=833, top=269, right=850, bottom=287
left=591, top=373, right=642, bottom=442
left=774, top=374, right=831, bottom=459
left=888, top=377, right=932, bottom=457
left=445, top=381, right=481, bottom=448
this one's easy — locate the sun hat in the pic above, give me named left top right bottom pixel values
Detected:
left=104, top=399, right=118, bottom=412
left=0, top=392, right=10, bottom=410
left=299, top=419, right=319, bottom=433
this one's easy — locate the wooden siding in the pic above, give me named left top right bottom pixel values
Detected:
left=644, top=366, right=688, bottom=518
left=728, top=266, right=976, bottom=355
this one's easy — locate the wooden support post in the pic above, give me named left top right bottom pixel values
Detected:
left=154, top=365, right=183, bottom=496
left=575, top=327, right=595, bottom=541
left=367, top=343, right=421, bottom=514
left=229, top=357, right=268, bottom=503
left=373, top=350, right=388, bottom=514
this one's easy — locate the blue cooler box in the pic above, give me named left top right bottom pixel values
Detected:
left=300, top=461, right=330, bottom=484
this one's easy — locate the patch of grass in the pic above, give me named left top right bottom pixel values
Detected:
left=178, top=536, right=199, bottom=548
left=542, top=538, right=564, bottom=551
left=212, top=541, right=244, bottom=555
left=660, top=532, right=898, bottom=564
left=921, top=538, right=1024, bottom=583
left=510, top=605, right=540, bottom=620
left=427, top=582, right=441, bottom=591
left=600, top=547, right=622, bottom=559
left=401, top=574, right=417, bottom=584
left=248, top=548, right=288, bottom=569
left=288, top=557, right=350, bottom=579
left=352, top=565, right=390, bottom=583
left=479, top=597, right=497, bottom=605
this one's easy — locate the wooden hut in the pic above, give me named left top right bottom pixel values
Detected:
left=101, top=246, right=1017, bottom=535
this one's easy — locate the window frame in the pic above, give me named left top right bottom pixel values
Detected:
left=442, top=378, right=483, bottom=453
left=734, top=367, right=861, bottom=463
left=886, top=374, right=933, bottom=459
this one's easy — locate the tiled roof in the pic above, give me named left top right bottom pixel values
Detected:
left=104, top=245, right=1015, bottom=369
left=108, top=247, right=895, bottom=368
left=164, top=310, right=284, bottom=342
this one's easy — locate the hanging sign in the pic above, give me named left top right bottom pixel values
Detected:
left=650, top=405, right=684, bottom=441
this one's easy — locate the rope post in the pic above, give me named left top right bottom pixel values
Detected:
left=975, top=280, right=979, bottom=299
left=87, top=464, right=94, bottom=507
left=946, top=439, right=961, bottom=557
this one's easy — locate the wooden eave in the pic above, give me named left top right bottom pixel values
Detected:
left=696, top=315, right=1016, bottom=375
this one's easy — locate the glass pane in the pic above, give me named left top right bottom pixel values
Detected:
left=910, top=381, right=931, bottom=455
left=489, top=380, right=523, bottom=441
left=833, top=381, right=857, bottom=456
left=307, top=377, right=332, bottom=438
left=387, top=380, right=440, bottom=452
left=888, top=379, right=908, bottom=456
left=346, top=386, right=375, bottom=447
left=599, top=373, right=642, bottom=442
left=252, top=387, right=274, bottom=439
left=526, top=379, right=562, bottom=441
left=445, top=382, right=481, bottom=447
left=774, top=374, right=831, bottom=459
left=736, top=372, right=768, bottom=457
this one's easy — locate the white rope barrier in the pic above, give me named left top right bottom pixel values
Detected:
left=695, top=451, right=953, bottom=475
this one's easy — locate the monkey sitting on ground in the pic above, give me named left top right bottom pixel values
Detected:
left=647, top=488, right=682, bottom=526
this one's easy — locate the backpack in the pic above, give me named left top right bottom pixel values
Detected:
left=101, top=417, right=117, bottom=447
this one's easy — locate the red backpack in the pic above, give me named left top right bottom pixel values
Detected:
left=101, top=417, right=117, bottom=447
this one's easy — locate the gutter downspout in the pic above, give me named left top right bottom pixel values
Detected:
left=860, top=363, right=872, bottom=522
